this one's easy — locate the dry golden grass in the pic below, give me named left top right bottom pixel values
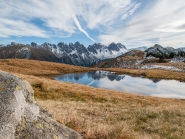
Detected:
left=0, top=59, right=93, bottom=76
left=102, top=68, right=185, bottom=82
left=17, top=74, right=185, bottom=139
left=1, top=59, right=185, bottom=139
left=155, top=62, right=185, bottom=69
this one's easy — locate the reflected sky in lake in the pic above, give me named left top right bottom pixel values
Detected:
left=54, top=71, right=185, bottom=99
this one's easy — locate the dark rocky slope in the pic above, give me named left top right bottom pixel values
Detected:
left=0, top=45, right=59, bottom=62
left=93, top=50, right=147, bottom=68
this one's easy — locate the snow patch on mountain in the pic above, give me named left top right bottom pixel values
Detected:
left=170, top=57, right=185, bottom=63
left=141, top=65, right=183, bottom=72
left=0, top=44, right=5, bottom=48
left=146, top=55, right=156, bottom=59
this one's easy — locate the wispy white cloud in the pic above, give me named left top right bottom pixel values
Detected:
left=0, top=0, right=138, bottom=43
left=98, top=0, right=185, bottom=48
left=0, top=0, right=77, bottom=37
left=0, top=0, right=184, bottom=48
left=0, top=18, right=47, bottom=38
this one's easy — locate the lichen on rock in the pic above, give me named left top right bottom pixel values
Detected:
left=0, top=70, right=82, bottom=139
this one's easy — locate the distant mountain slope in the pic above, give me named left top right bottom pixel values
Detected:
left=29, top=47, right=60, bottom=62
left=177, top=47, right=185, bottom=52
left=145, top=44, right=185, bottom=58
left=0, top=45, right=59, bottom=62
left=93, top=50, right=146, bottom=68
left=129, top=46, right=148, bottom=51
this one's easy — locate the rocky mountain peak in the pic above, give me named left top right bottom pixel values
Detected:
left=153, top=44, right=163, bottom=49
left=41, top=42, right=53, bottom=51
left=69, top=42, right=74, bottom=46
left=31, top=42, right=38, bottom=47
left=11, top=42, right=17, bottom=46
left=117, top=43, right=126, bottom=49
left=75, top=43, right=89, bottom=54
left=89, top=43, right=105, bottom=49
left=57, top=42, right=65, bottom=46
left=108, top=42, right=120, bottom=51
left=87, top=43, right=105, bottom=55
left=74, top=41, right=81, bottom=46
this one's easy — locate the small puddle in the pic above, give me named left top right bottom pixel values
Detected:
left=54, top=71, right=185, bottom=99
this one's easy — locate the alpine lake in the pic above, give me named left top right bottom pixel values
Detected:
left=54, top=71, right=185, bottom=99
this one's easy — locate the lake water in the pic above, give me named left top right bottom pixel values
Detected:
left=54, top=71, right=185, bottom=99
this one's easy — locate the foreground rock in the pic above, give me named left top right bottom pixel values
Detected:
left=0, top=70, right=82, bottom=139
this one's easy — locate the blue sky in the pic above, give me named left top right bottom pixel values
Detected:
left=0, top=0, right=185, bottom=48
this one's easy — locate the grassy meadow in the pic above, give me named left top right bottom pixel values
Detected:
left=0, top=59, right=185, bottom=139
left=104, top=67, right=185, bottom=82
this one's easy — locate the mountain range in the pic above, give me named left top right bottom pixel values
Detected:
left=0, top=42, right=127, bottom=66
left=0, top=42, right=184, bottom=67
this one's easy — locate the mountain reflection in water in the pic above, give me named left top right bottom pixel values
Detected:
left=54, top=71, right=185, bottom=99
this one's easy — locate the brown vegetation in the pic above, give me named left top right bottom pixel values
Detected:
left=1, top=59, right=185, bottom=139
left=0, top=59, right=93, bottom=76
left=121, top=50, right=145, bottom=58
left=103, top=66, right=185, bottom=82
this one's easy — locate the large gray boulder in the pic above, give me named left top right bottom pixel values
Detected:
left=0, top=71, right=82, bottom=139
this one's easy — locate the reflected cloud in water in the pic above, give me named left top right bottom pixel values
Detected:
left=54, top=71, right=185, bottom=99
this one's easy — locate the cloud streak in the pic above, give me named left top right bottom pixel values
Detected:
left=72, top=14, right=95, bottom=42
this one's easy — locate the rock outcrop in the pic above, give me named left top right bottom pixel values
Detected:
left=93, top=50, right=145, bottom=68
left=0, top=70, right=82, bottom=139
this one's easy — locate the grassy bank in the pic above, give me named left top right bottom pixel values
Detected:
left=103, top=67, right=185, bottom=82
left=1, top=59, right=185, bottom=139
left=0, top=59, right=184, bottom=81
left=0, top=59, right=93, bottom=76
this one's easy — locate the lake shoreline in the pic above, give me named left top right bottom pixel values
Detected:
left=54, top=70, right=185, bottom=99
